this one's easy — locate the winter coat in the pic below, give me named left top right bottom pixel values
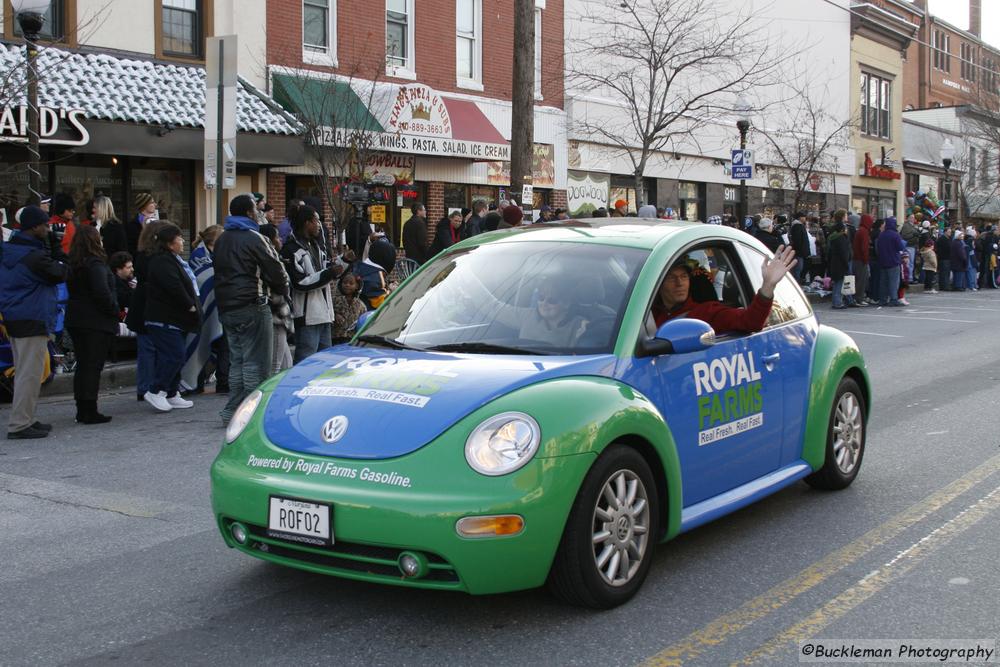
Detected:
left=66, top=256, right=118, bottom=334
left=852, top=215, right=872, bottom=264
left=789, top=221, right=810, bottom=259
left=281, top=232, right=340, bottom=327
left=213, top=215, right=289, bottom=312
left=919, top=246, right=938, bottom=272
left=899, top=220, right=920, bottom=247
left=463, top=214, right=483, bottom=239
left=402, top=215, right=430, bottom=265
left=431, top=218, right=460, bottom=255
left=0, top=232, right=68, bottom=337
left=875, top=220, right=906, bottom=268
left=125, top=214, right=145, bottom=258
left=356, top=259, right=390, bottom=310
left=145, top=252, right=202, bottom=333
left=100, top=220, right=129, bottom=258
left=754, top=228, right=782, bottom=252
left=934, top=233, right=952, bottom=262
left=827, top=231, right=852, bottom=281
left=950, top=238, right=968, bottom=271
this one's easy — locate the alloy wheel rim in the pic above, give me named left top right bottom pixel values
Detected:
left=832, top=392, right=863, bottom=474
left=591, top=469, right=650, bottom=587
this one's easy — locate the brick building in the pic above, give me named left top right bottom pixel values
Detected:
left=264, top=0, right=567, bottom=250
left=866, top=0, right=1000, bottom=110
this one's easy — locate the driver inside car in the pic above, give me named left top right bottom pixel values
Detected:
left=517, top=277, right=588, bottom=347
left=651, top=245, right=796, bottom=334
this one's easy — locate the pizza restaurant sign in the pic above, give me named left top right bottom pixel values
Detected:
left=317, top=83, right=509, bottom=161
left=0, top=105, right=90, bottom=147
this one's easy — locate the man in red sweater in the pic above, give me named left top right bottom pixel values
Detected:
left=652, top=246, right=797, bottom=333
left=852, top=214, right=873, bottom=304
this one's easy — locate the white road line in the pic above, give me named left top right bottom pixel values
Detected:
left=858, top=313, right=978, bottom=323
left=913, top=304, right=1000, bottom=312
left=841, top=330, right=903, bottom=338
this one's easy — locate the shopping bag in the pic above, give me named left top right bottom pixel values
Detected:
left=842, top=275, right=856, bottom=295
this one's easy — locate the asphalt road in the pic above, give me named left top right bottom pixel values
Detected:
left=2, top=289, right=999, bottom=666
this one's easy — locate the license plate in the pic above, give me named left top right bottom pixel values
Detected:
left=267, top=496, right=332, bottom=546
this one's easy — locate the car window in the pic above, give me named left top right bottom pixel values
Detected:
left=645, top=242, right=751, bottom=337
left=736, top=243, right=812, bottom=325
left=361, top=241, right=649, bottom=355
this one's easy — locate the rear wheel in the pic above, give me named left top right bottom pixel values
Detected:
left=805, top=377, right=866, bottom=490
left=548, top=444, right=659, bottom=608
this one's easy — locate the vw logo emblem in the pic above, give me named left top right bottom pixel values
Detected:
left=321, top=416, right=349, bottom=443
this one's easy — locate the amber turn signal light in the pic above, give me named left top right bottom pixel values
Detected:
left=456, top=515, right=525, bottom=537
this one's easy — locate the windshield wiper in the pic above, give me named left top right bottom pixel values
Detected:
left=355, top=334, right=420, bottom=350
left=426, top=342, right=544, bottom=355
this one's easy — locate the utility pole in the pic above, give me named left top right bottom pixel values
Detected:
left=510, top=0, right=535, bottom=216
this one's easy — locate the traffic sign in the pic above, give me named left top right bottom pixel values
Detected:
left=731, top=149, right=754, bottom=180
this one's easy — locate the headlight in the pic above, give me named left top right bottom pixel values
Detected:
left=465, top=412, right=541, bottom=476
left=225, top=390, right=263, bottom=444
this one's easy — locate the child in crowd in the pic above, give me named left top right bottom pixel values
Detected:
left=919, top=238, right=938, bottom=294
left=258, top=224, right=294, bottom=374
left=332, top=273, right=368, bottom=344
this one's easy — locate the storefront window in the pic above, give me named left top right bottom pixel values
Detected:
left=679, top=181, right=705, bottom=222
left=851, top=188, right=897, bottom=219
left=55, top=164, right=125, bottom=221
left=0, top=161, right=51, bottom=226
left=443, top=184, right=467, bottom=214
left=132, top=160, right=192, bottom=238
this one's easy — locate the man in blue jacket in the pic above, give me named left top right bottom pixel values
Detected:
left=0, top=206, right=69, bottom=439
left=875, top=216, right=907, bottom=307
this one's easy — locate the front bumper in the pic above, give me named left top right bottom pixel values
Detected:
left=211, top=415, right=596, bottom=595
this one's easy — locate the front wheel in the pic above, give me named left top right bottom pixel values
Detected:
left=805, top=377, right=866, bottom=490
left=548, top=445, right=659, bottom=608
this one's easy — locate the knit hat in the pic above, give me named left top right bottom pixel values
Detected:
left=502, top=205, right=524, bottom=227
left=848, top=213, right=861, bottom=228
left=614, top=199, right=628, bottom=210
left=253, top=192, right=265, bottom=203
left=707, top=215, right=722, bottom=225
left=19, top=205, right=49, bottom=231
left=134, top=192, right=154, bottom=210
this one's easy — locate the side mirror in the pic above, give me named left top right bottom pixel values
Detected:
left=637, top=318, right=716, bottom=357
left=354, top=310, right=375, bottom=334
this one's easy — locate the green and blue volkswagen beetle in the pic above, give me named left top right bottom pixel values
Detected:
left=211, top=220, right=870, bottom=608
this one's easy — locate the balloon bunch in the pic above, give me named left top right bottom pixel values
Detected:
left=905, top=189, right=947, bottom=224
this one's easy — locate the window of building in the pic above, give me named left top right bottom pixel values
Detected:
left=456, top=0, right=481, bottom=87
left=983, top=58, right=999, bottom=93
left=12, top=0, right=64, bottom=40
left=933, top=31, right=950, bottom=72
left=386, top=0, right=415, bottom=76
left=303, top=0, right=336, bottom=63
left=969, top=146, right=977, bottom=185
left=860, top=71, right=891, bottom=140
left=961, top=43, right=976, bottom=82
left=981, top=149, right=990, bottom=189
left=162, top=0, right=201, bottom=57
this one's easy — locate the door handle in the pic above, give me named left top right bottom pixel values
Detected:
left=762, top=353, right=781, bottom=370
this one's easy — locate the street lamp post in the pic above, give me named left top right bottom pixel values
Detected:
left=736, top=96, right=752, bottom=226
left=940, top=138, right=955, bottom=226
left=13, top=0, right=52, bottom=204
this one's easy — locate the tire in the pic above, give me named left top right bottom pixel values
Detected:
left=805, top=377, right=866, bottom=490
left=547, top=444, right=659, bottom=609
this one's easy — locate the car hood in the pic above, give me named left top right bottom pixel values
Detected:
left=262, top=345, right=616, bottom=459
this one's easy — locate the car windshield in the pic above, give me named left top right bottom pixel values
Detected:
left=359, top=241, right=649, bottom=355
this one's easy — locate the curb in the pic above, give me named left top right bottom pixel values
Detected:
left=42, top=361, right=138, bottom=398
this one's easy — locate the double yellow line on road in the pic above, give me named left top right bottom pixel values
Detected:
left=640, top=451, right=1000, bottom=667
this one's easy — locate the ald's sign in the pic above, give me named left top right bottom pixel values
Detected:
left=0, top=105, right=90, bottom=147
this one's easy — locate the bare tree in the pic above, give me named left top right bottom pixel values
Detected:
left=756, top=79, right=855, bottom=213
left=268, top=44, right=394, bottom=250
left=565, top=0, right=787, bottom=206
left=956, top=86, right=1000, bottom=221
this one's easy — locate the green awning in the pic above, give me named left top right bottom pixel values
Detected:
left=272, top=73, right=384, bottom=133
